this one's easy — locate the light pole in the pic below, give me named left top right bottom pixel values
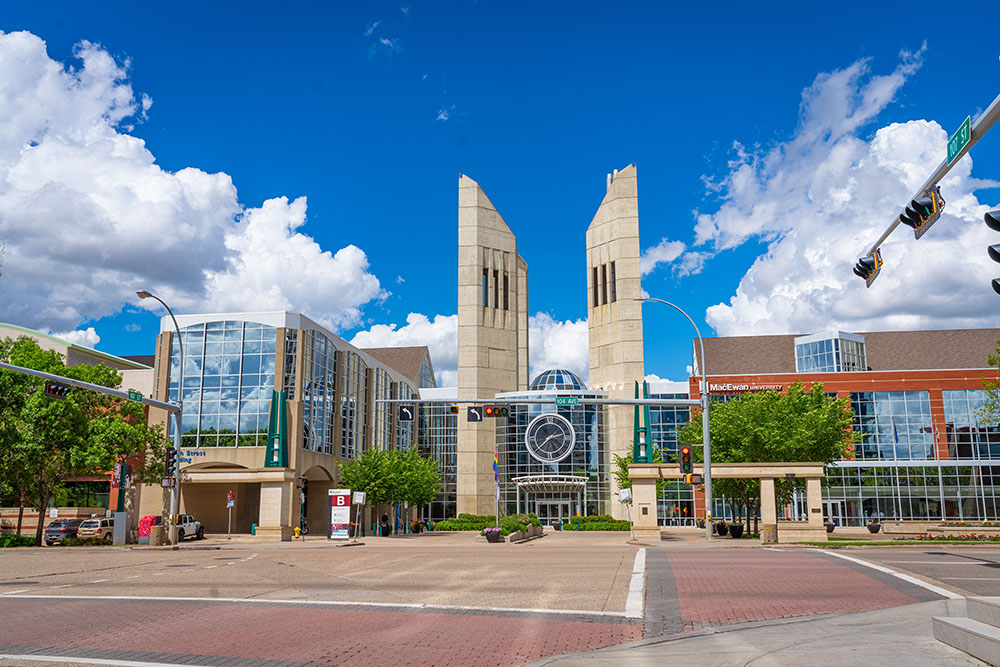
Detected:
left=635, top=297, right=713, bottom=541
left=137, top=290, right=184, bottom=546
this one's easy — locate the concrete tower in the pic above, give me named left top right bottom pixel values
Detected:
left=457, top=175, right=529, bottom=516
left=586, top=164, right=644, bottom=518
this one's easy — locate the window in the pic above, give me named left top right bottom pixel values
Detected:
left=609, top=261, right=617, bottom=303
left=482, top=269, right=488, bottom=307
left=592, top=267, right=598, bottom=307
left=503, top=272, right=509, bottom=311
left=601, top=264, right=608, bottom=305
left=493, top=270, right=499, bottom=309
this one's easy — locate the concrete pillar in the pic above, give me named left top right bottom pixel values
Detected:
left=256, top=481, right=293, bottom=541
left=760, top=478, right=777, bottom=543
left=806, top=478, right=824, bottom=529
left=632, top=478, right=659, bottom=540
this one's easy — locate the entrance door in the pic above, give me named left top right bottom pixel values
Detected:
left=823, top=500, right=845, bottom=526
left=536, top=499, right=572, bottom=526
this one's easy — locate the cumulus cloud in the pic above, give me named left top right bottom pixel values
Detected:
left=350, top=313, right=458, bottom=387
left=0, top=31, right=387, bottom=339
left=640, top=238, right=685, bottom=276
left=47, top=327, right=100, bottom=348
left=528, top=313, right=589, bottom=383
left=689, top=46, right=1000, bottom=336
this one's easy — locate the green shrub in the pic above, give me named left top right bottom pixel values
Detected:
left=559, top=518, right=632, bottom=531
left=60, top=537, right=113, bottom=547
left=0, top=535, right=37, bottom=548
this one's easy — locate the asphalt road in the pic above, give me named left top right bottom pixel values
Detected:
left=844, top=548, right=1000, bottom=596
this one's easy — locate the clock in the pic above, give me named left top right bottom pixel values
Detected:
left=525, top=413, right=576, bottom=464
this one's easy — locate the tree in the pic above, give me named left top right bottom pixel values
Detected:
left=0, top=336, right=163, bottom=544
left=338, top=447, right=442, bottom=525
left=677, top=382, right=856, bottom=534
left=611, top=450, right=668, bottom=497
left=979, top=341, right=1000, bottom=423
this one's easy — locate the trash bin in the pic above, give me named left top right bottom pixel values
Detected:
left=553, top=519, right=562, bottom=531
left=250, top=523, right=257, bottom=536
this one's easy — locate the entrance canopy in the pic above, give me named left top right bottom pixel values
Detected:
left=512, top=474, right=588, bottom=495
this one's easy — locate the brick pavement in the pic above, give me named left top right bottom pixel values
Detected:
left=0, top=598, right=642, bottom=667
left=663, top=548, right=923, bottom=631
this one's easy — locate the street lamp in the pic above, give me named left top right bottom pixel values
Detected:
left=137, top=290, right=184, bottom=546
left=635, top=297, right=713, bottom=541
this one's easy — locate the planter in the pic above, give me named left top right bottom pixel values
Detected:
left=696, top=519, right=706, bottom=529
left=379, top=525, right=392, bottom=537
left=729, top=524, right=744, bottom=539
left=715, top=522, right=729, bottom=537
left=826, top=523, right=835, bottom=534
left=867, top=523, right=881, bottom=534
left=484, top=531, right=501, bottom=543
left=410, top=524, right=422, bottom=534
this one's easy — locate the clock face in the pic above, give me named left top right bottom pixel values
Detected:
left=525, top=413, right=576, bottom=464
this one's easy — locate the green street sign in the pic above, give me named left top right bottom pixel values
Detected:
left=947, top=115, right=971, bottom=165
left=554, top=397, right=579, bottom=406
left=127, top=389, right=143, bottom=402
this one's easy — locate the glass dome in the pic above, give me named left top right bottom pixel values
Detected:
left=529, top=369, right=587, bottom=391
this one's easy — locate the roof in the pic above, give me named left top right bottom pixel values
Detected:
left=122, top=354, right=156, bottom=367
left=0, top=322, right=152, bottom=370
left=361, top=346, right=433, bottom=387
left=701, top=328, right=1000, bottom=375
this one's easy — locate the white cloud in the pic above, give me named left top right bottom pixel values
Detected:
left=640, top=238, right=685, bottom=275
left=125, top=323, right=141, bottom=332
left=436, top=106, right=451, bottom=122
left=528, top=313, right=589, bottom=383
left=400, top=7, right=409, bottom=17
left=690, top=46, right=1000, bottom=336
left=350, top=313, right=458, bottom=387
left=363, top=20, right=380, bottom=36
left=47, top=327, right=100, bottom=348
left=0, top=31, right=388, bottom=340
left=369, top=37, right=403, bottom=59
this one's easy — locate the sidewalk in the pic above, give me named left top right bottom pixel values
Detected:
left=531, top=598, right=982, bottom=666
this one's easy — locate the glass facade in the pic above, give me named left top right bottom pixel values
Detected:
left=649, top=392, right=694, bottom=525
left=339, top=351, right=367, bottom=460
left=794, top=333, right=866, bottom=373
left=372, top=367, right=393, bottom=450
left=416, top=401, right=457, bottom=521
left=497, top=392, right=609, bottom=518
left=944, top=389, right=1000, bottom=459
left=301, top=330, right=337, bottom=454
left=851, top=391, right=934, bottom=460
left=169, top=321, right=277, bottom=448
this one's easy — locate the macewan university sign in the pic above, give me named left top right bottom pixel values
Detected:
left=709, top=383, right=784, bottom=394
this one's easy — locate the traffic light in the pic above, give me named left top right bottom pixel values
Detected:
left=853, top=249, right=883, bottom=288
left=898, top=186, right=945, bottom=240
left=679, top=446, right=692, bottom=474
left=483, top=405, right=509, bottom=418
left=986, top=209, right=1000, bottom=295
left=44, top=380, right=71, bottom=399
left=164, top=447, right=178, bottom=476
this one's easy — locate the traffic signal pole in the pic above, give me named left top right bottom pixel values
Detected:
left=862, top=91, right=1000, bottom=259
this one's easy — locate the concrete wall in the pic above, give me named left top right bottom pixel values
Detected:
left=586, top=165, right=645, bottom=519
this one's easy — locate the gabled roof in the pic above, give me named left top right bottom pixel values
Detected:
left=361, top=346, right=434, bottom=387
left=0, top=322, right=152, bottom=370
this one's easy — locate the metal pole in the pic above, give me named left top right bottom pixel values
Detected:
left=137, top=291, right=184, bottom=547
left=635, top=298, right=713, bottom=541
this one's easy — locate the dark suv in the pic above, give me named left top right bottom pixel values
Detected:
left=45, top=519, right=83, bottom=545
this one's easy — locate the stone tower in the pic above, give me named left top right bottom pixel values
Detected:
left=586, top=164, right=645, bottom=519
left=457, top=175, right=529, bottom=516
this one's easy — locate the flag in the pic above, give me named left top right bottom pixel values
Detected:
left=493, top=451, right=500, bottom=502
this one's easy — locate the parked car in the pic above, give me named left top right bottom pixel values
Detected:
left=77, top=517, right=114, bottom=542
left=45, top=519, right=83, bottom=545
left=176, top=514, right=204, bottom=540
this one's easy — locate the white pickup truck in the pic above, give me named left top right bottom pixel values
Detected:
left=176, top=514, right=205, bottom=540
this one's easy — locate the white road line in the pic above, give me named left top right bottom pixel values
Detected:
left=49, top=584, right=74, bottom=589
left=204, top=565, right=217, bottom=569
left=0, top=593, right=629, bottom=618
left=942, top=577, right=1000, bottom=581
left=153, top=572, right=164, bottom=576
left=89, top=579, right=109, bottom=584
left=822, top=550, right=963, bottom=599
left=880, top=561, right=993, bottom=565
left=123, top=575, right=140, bottom=579
left=625, top=548, right=645, bottom=619
left=0, top=654, right=183, bottom=667
left=1, top=589, right=31, bottom=595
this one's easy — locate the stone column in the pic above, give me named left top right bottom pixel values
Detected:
left=760, top=478, right=777, bottom=543
left=806, top=478, right=824, bottom=529
left=632, top=478, right=659, bottom=541
left=256, top=481, right=293, bottom=541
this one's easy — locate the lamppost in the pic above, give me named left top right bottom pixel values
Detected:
left=635, top=297, right=713, bottom=541
left=137, top=290, right=184, bottom=546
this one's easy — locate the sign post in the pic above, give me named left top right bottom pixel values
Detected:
left=226, top=491, right=235, bottom=540
left=329, top=489, right=351, bottom=540
left=352, top=491, right=366, bottom=541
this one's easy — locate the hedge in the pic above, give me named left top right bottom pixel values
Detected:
left=0, top=535, right=36, bottom=548
left=60, top=537, right=113, bottom=547
left=434, top=513, right=540, bottom=533
left=559, top=517, right=632, bottom=531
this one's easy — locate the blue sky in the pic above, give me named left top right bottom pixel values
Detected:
left=1, top=2, right=999, bottom=386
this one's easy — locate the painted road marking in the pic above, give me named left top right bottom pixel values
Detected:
left=49, top=584, right=74, bottom=589
left=89, top=579, right=110, bottom=583
left=204, top=565, right=217, bottom=569
left=1, top=589, right=31, bottom=595
left=942, top=577, right=1000, bottom=581
left=880, top=561, right=994, bottom=565
left=625, top=548, right=645, bottom=619
left=0, top=654, right=183, bottom=667
left=821, top=550, right=963, bottom=599
left=123, top=575, right=140, bottom=579
left=0, top=593, right=632, bottom=618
